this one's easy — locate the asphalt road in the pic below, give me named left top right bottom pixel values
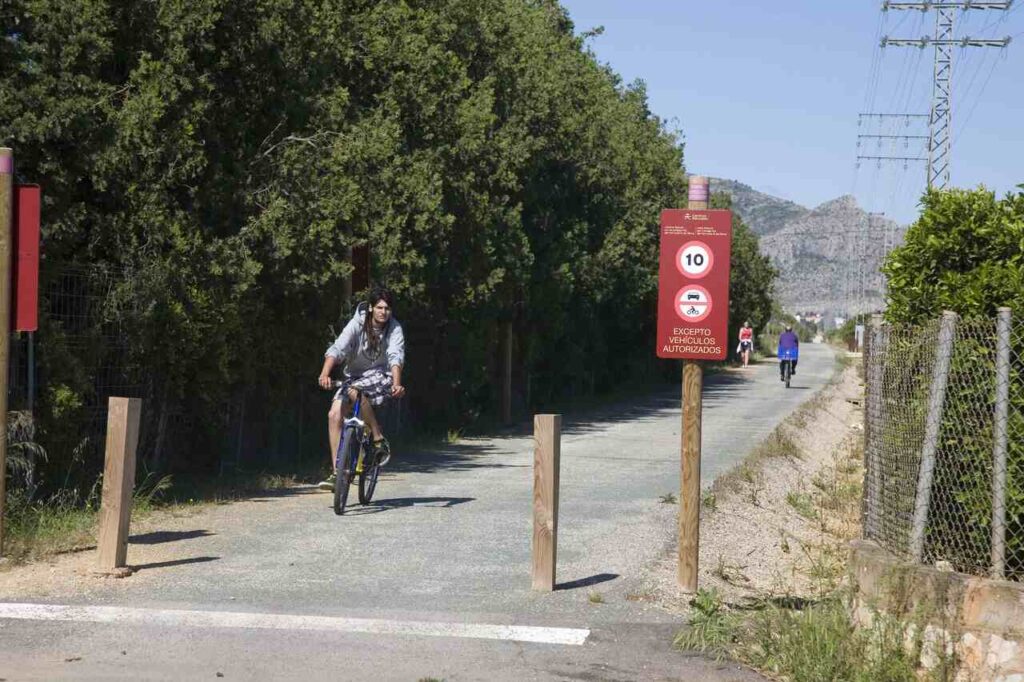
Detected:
left=1, top=344, right=835, bottom=681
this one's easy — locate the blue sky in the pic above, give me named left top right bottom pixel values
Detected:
left=558, top=0, right=1024, bottom=224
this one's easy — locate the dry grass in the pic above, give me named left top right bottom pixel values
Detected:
left=671, top=360, right=939, bottom=680
left=1, top=470, right=306, bottom=566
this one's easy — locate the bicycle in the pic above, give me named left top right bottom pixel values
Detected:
left=329, top=381, right=385, bottom=515
left=778, top=347, right=798, bottom=389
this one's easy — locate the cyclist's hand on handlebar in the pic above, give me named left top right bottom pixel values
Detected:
left=318, top=374, right=332, bottom=390
left=391, top=383, right=405, bottom=398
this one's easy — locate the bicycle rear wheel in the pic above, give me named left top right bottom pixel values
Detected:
left=358, top=450, right=381, bottom=504
left=333, top=427, right=358, bottom=515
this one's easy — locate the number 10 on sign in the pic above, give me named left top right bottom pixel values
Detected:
left=677, top=241, right=713, bottom=279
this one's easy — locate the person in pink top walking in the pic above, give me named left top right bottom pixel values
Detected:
left=737, top=321, right=754, bottom=367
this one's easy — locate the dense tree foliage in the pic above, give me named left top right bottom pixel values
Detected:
left=883, top=186, right=1024, bottom=323
left=882, top=186, right=1024, bottom=578
left=2, top=0, right=708, bottom=482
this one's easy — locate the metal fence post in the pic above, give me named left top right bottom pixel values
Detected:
left=863, top=314, right=885, bottom=540
left=909, top=311, right=958, bottom=563
left=991, top=307, right=1011, bottom=579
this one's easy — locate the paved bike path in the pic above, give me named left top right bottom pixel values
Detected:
left=1, top=344, right=835, bottom=681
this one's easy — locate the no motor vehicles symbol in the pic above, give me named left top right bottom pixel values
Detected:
left=675, top=285, right=712, bottom=323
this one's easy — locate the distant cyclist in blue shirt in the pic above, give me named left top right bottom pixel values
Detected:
left=777, top=324, right=799, bottom=380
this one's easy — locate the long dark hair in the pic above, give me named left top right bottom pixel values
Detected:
left=363, top=286, right=394, bottom=360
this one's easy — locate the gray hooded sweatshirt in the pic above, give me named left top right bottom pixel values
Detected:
left=324, top=302, right=405, bottom=378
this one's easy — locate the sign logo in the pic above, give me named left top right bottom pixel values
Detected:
left=675, top=285, right=712, bottom=322
left=676, top=241, right=713, bottom=279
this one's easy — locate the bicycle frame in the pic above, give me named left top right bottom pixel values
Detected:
left=337, top=392, right=370, bottom=474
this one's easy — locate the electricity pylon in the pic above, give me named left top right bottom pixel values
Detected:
left=881, top=1, right=1013, bottom=189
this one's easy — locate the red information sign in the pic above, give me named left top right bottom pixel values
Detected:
left=656, top=209, right=732, bottom=360
left=13, top=184, right=41, bottom=332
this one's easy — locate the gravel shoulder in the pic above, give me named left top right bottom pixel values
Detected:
left=644, top=354, right=864, bottom=611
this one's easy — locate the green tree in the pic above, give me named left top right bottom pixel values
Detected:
left=2, top=0, right=692, bottom=489
left=882, top=186, right=1024, bottom=578
left=883, top=186, right=1024, bottom=322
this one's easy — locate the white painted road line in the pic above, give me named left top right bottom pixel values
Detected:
left=0, top=603, right=590, bottom=646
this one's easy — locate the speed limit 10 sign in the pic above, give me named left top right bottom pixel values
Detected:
left=656, top=209, right=732, bottom=360
left=677, top=241, right=714, bottom=278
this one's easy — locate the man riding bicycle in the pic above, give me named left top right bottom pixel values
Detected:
left=777, top=323, right=799, bottom=380
left=318, top=286, right=405, bottom=491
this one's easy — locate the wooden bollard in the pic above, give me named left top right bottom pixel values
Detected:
left=95, top=397, right=142, bottom=576
left=532, top=414, right=561, bottom=591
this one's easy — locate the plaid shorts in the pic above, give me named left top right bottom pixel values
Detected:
left=333, top=368, right=394, bottom=406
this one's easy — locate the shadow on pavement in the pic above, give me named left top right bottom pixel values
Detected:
left=388, top=441, right=529, bottom=476
left=383, top=372, right=764, bottom=474
left=245, top=487, right=324, bottom=499
left=549, top=371, right=751, bottom=437
left=130, top=530, right=215, bottom=545
left=131, top=556, right=220, bottom=571
left=556, top=572, right=619, bottom=591
left=342, top=496, right=476, bottom=516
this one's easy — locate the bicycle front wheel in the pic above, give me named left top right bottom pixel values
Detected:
left=784, top=361, right=792, bottom=388
left=358, top=450, right=381, bottom=505
left=334, top=427, right=358, bottom=515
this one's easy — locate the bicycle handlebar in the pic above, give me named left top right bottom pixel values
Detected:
left=324, top=380, right=364, bottom=397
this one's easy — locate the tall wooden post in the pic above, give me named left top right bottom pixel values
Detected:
left=532, top=414, right=561, bottom=591
left=502, top=321, right=513, bottom=424
left=0, top=148, right=14, bottom=557
left=96, top=397, right=143, bottom=575
left=341, top=245, right=354, bottom=311
left=679, top=176, right=709, bottom=591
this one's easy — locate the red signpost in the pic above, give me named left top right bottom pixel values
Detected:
left=657, top=180, right=732, bottom=591
left=657, top=209, right=732, bottom=361
left=13, top=184, right=40, bottom=332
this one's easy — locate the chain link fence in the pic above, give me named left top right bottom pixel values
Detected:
left=863, top=309, right=1024, bottom=581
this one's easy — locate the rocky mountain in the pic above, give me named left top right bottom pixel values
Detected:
left=710, top=179, right=906, bottom=319
left=709, top=178, right=809, bottom=237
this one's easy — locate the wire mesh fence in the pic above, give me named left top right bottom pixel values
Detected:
left=863, top=309, right=1024, bottom=581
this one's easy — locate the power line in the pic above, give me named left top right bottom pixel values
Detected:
left=883, top=1, right=1014, bottom=9
left=857, top=155, right=928, bottom=164
left=856, top=113, right=930, bottom=169
left=951, top=48, right=1005, bottom=148
left=858, top=133, right=930, bottom=141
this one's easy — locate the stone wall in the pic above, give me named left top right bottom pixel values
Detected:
left=850, top=540, right=1024, bottom=682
